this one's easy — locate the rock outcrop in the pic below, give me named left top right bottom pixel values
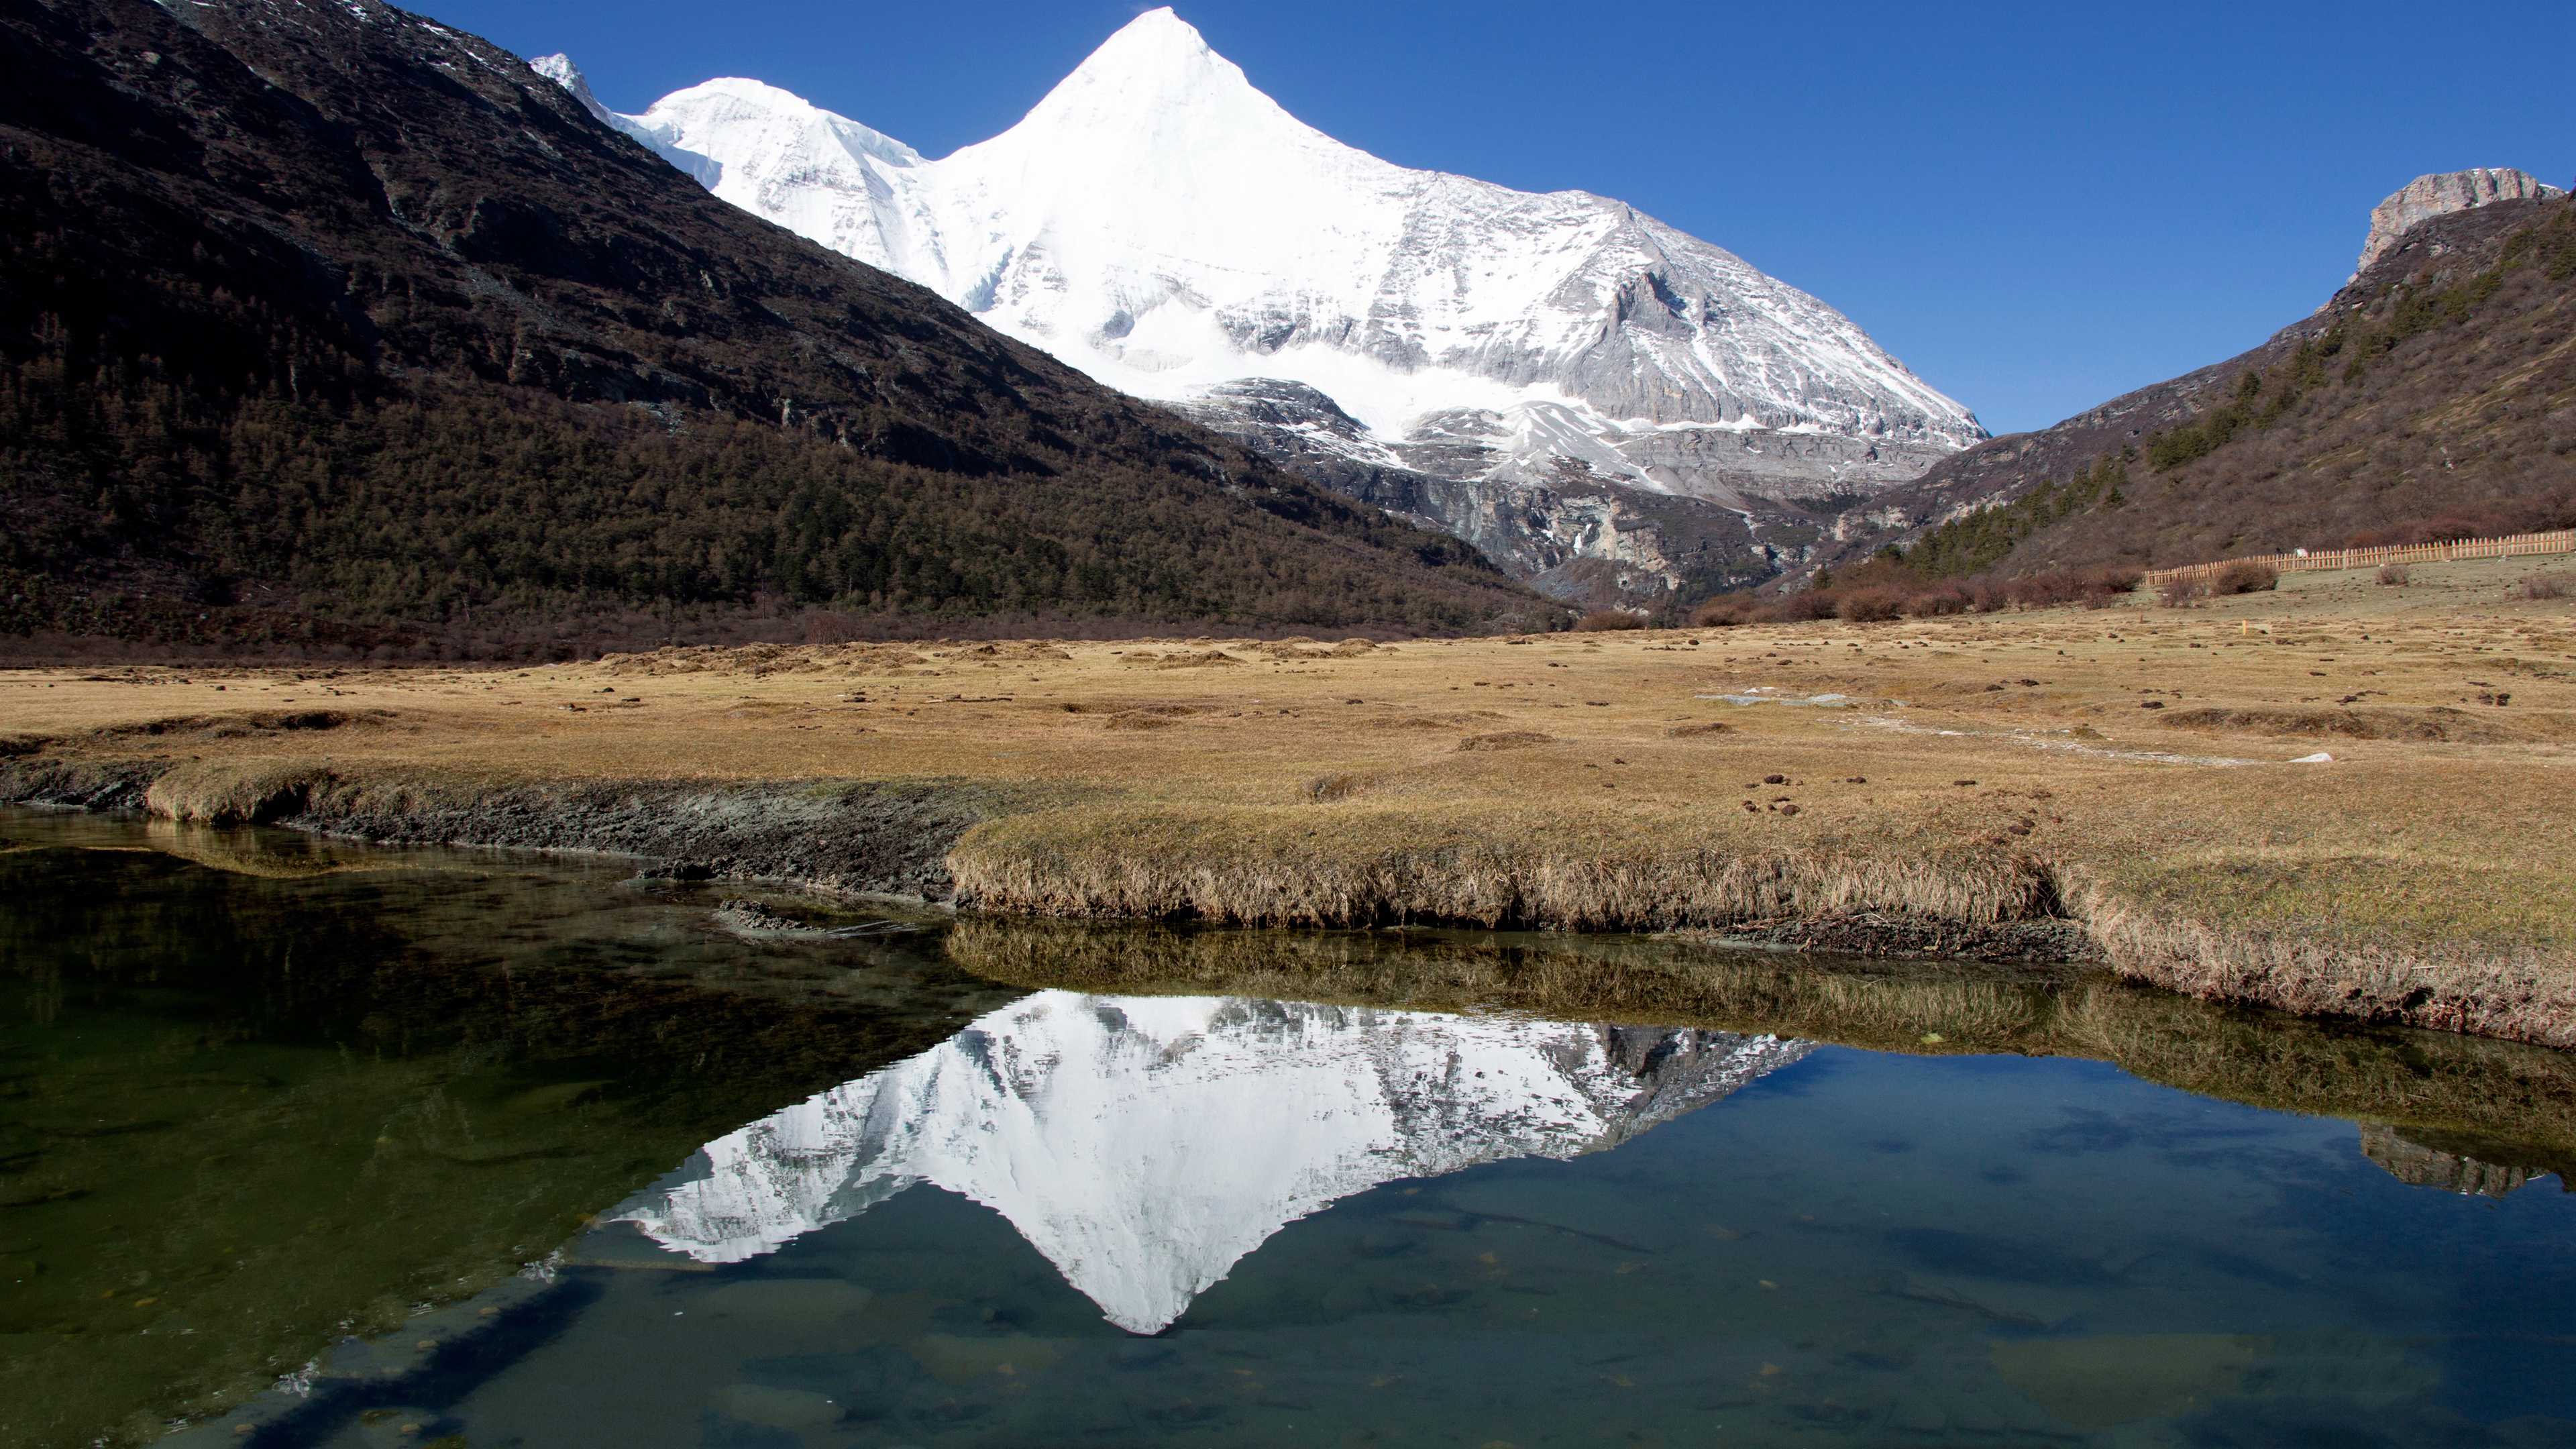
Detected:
left=1167, top=380, right=1774, bottom=604
left=2355, top=168, right=2564, bottom=276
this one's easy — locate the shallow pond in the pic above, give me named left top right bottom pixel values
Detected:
left=4, top=810, right=2573, bottom=1449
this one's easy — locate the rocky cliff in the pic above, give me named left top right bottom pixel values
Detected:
left=1166, top=381, right=1779, bottom=606
left=2355, top=168, right=2565, bottom=276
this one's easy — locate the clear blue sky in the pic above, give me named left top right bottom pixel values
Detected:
left=425, top=0, right=2571, bottom=436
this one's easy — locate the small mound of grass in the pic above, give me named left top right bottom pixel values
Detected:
left=1301, top=773, right=1369, bottom=803
left=1456, top=731, right=1552, bottom=751
left=2159, top=705, right=2538, bottom=743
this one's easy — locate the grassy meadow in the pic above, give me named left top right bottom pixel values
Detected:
left=6, top=554, right=2573, bottom=1043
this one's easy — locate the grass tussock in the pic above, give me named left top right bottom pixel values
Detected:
left=2068, top=875, right=2576, bottom=1049
left=140, top=758, right=333, bottom=824
left=947, top=808, right=2061, bottom=932
left=1663, top=722, right=1733, bottom=738
left=2157, top=705, right=2557, bottom=743
left=1454, top=731, right=1552, bottom=752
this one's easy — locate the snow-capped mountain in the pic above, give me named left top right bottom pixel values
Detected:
left=609, top=991, right=1811, bottom=1334
left=533, top=9, right=1981, bottom=529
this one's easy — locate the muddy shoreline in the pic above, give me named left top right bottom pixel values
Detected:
left=5, top=757, right=2566, bottom=1051
left=0, top=759, right=992, bottom=902
left=0, top=757, right=2109, bottom=963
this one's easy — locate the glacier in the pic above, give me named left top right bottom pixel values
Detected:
left=608, top=990, right=1811, bottom=1334
left=532, top=9, right=1983, bottom=585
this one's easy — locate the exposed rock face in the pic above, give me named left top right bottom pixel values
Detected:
left=2355, top=168, right=2565, bottom=275
left=1167, top=380, right=1772, bottom=604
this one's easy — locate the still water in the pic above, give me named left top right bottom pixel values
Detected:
left=4, top=810, right=2573, bottom=1449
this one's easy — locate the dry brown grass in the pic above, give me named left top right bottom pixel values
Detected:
left=140, top=757, right=333, bottom=824
left=1454, top=730, right=1552, bottom=751
left=5, top=554, right=2573, bottom=1042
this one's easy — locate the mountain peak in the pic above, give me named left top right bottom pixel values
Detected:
left=527, top=52, right=614, bottom=125
left=584, top=10, right=1986, bottom=551
left=1073, top=6, right=1222, bottom=81
left=1012, top=6, right=1314, bottom=148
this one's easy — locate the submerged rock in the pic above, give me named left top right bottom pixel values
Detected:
left=713, top=898, right=827, bottom=937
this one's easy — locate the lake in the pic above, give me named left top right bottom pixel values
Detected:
left=5, top=810, right=2571, bottom=1449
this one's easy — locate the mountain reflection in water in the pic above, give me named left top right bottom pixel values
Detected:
left=11, top=811, right=2576, bottom=1449
left=614, top=992, right=1809, bottom=1331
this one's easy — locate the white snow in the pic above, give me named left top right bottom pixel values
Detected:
left=610, top=991, right=1807, bottom=1334
left=535, top=11, right=1982, bottom=478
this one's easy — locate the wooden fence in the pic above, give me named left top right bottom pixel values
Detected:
left=2139, top=529, right=2576, bottom=586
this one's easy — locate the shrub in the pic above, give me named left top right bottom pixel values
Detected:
left=1907, top=584, right=1971, bottom=616
left=1769, top=590, right=1840, bottom=622
left=1573, top=609, right=1646, bottom=632
left=2005, top=572, right=2080, bottom=608
left=2081, top=567, right=2143, bottom=609
left=2512, top=572, right=2573, bottom=600
left=2377, top=563, right=2410, bottom=586
left=1836, top=588, right=1907, bottom=623
left=2159, top=577, right=2201, bottom=608
left=1690, top=598, right=1754, bottom=628
left=2212, top=561, right=2279, bottom=594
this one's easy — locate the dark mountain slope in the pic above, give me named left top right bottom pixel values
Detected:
left=0, top=0, right=1546, bottom=652
left=1805, top=195, right=2576, bottom=582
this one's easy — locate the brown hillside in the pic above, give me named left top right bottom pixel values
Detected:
left=1811, top=195, right=2576, bottom=582
left=0, top=0, right=1548, bottom=655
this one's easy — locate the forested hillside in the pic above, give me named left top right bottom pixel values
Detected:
left=0, top=0, right=1545, bottom=656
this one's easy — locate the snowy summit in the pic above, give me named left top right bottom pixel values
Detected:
left=535, top=10, right=1982, bottom=505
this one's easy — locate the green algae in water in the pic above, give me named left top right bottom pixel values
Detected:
left=0, top=812, right=1012, bottom=1449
